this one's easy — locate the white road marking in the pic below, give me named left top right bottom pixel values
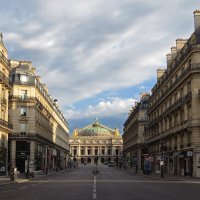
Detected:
left=93, top=193, right=97, bottom=199
left=0, top=190, right=15, bottom=194
left=93, top=176, right=97, bottom=199
left=18, top=186, right=28, bottom=190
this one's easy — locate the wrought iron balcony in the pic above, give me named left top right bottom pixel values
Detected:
left=0, top=70, right=12, bottom=88
left=0, top=51, right=10, bottom=67
left=148, top=64, right=197, bottom=114
left=11, top=80, right=35, bottom=86
left=9, top=95, right=36, bottom=102
left=0, top=97, right=7, bottom=105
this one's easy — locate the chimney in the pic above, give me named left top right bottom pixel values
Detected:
left=36, top=76, right=41, bottom=82
left=157, top=69, right=166, bottom=81
left=171, top=47, right=177, bottom=60
left=176, top=38, right=187, bottom=51
left=166, top=53, right=172, bottom=67
left=31, top=67, right=36, bottom=74
left=194, top=10, right=200, bottom=31
left=42, top=84, right=48, bottom=93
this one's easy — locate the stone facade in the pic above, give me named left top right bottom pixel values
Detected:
left=8, top=60, right=69, bottom=173
left=123, top=93, right=149, bottom=170
left=147, top=10, right=200, bottom=177
left=0, top=33, right=12, bottom=176
left=69, top=120, right=123, bottom=165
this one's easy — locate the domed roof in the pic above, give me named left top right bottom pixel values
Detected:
left=73, top=119, right=121, bottom=137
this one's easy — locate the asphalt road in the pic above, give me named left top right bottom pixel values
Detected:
left=0, top=165, right=199, bottom=200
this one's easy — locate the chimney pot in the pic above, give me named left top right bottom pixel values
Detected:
left=194, top=10, right=200, bottom=31
left=176, top=38, right=187, bottom=51
left=171, top=46, right=177, bottom=59
left=166, top=53, right=172, bottom=67
left=157, top=69, right=166, bottom=81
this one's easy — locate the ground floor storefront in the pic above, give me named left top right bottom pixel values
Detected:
left=8, top=134, right=69, bottom=174
left=151, top=149, right=194, bottom=177
left=0, top=146, right=7, bottom=176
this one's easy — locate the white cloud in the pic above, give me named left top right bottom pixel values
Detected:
left=1, top=0, right=199, bottom=108
left=65, top=97, right=136, bottom=120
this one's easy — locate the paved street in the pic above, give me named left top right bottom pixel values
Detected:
left=0, top=165, right=200, bottom=200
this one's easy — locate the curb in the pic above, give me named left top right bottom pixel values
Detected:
left=0, top=168, right=76, bottom=186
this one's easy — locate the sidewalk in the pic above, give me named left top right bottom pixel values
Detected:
left=0, top=167, right=75, bottom=186
left=118, top=167, right=200, bottom=182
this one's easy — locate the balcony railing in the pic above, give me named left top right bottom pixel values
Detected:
left=0, top=70, right=12, bottom=88
left=0, top=118, right=13, bottom=130
left=9, top=95, right=37, bottom=102
left=0, top=97, right=7, bottom=105
left=148, top=64, right=199, bottom=114
left=12, top=80, right=35, bottom=86
left=148, top=120, right=190, bottom=143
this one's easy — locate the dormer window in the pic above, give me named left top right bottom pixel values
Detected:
left=20, top=74, right=29, bottom=83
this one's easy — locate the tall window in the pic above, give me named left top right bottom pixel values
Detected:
left=187, top=81, right=191, bottom=93
left=108, top=147, right=111, bottom=155
left=20, top=123, right=27, bottom=134
left=101, top=147, right=105, bottom=155
left=187, top=106, right=192, bottom=120
left=180, top=88, right=184, bottom=98
left=20, top=107, right=27, bottom=116
left=20, top=74, right=28, bottom=83
left=95, top=147, right=98, bottom=155
left=73, top=148, right=77, bottom=156
left=21, top=90, right=27, bottom=99
left=81, top=147, right=84, bottom=155
left=88, top=147, right=91, bottom=155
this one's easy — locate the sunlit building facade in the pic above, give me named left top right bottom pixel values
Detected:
left=147, top=10, right=200, bottom=177
left=8, top=60, right=70, bottom=173
left=123, top=93, right=149, bottom=170
left=0, top=33, right=12, bottom=176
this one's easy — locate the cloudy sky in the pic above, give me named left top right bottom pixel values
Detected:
left=0, top=0, right=199, bottom=133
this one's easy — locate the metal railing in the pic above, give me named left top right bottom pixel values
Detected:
left=0, top=70, right=11, bottom=88
left=9, top=95, right=36, bottom=102
left=0, top=51, right=10, bottom=67
left=148, top=64, right=199, bottom=114
left=0, top=97, right=7, bottom=105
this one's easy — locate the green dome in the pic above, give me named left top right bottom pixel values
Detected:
left=77, top=119, right=115, bottom=137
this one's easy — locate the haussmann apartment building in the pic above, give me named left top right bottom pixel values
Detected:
left=147, top=10, right=200, bottom=177
left=123, top=93, right=150, bottom=170
left=8, top=60, right=70, bottom=174
left=0, top=33, right=13, bottom=176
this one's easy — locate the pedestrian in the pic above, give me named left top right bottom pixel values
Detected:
left=124, top=163, right=127, bottom=170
